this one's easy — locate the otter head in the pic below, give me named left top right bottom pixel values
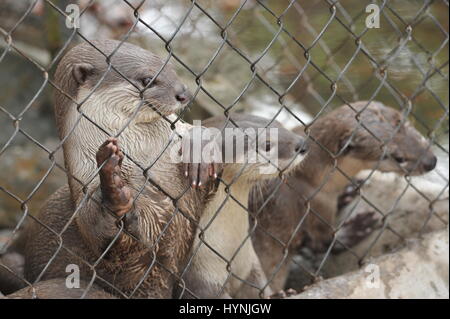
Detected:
left=54, top=39, right=191, bottom=134
left=203, top=114, right=309, bottom=184
left=329, top=101, right=437, bottom=176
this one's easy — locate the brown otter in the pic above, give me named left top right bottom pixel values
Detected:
left=16, top=113, right=305, bottom=299
left=23, top=40, right=219, bottom=298
left=249, top=101, right=437, bottom=291
left=180, top=114, right=309, bottom=298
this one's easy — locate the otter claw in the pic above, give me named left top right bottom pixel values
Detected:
left=185, top=162, right=222, bottom=189
left=181, top=126, right=223, bottom=189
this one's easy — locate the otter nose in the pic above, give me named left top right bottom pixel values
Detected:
left=423, top=154, right=437, bottom=171
left=174, top=84, right=191, bottom=104
left=176, top=91, right=189, bottom=103
left=295, top=140, right=308, bottom=155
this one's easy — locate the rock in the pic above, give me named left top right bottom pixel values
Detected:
left=289, top=228, right=449, bottom=299
left=6, top=278, right=117, bottom=299
left=324, top=171, right=449, bottom=277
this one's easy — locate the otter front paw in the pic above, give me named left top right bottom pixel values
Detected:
left=96, top=137, right=133, bottom=217
left=334, top=211, right=380, bottom=253
left=181, top=127, right=223, bottom=189
left=183, top=161, right=222, bottom=189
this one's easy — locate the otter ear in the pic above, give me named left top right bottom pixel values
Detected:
left=72, top=63, right=94, bottom=85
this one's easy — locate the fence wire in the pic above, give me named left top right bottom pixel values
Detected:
left=0, top=0, right=448, bottom=299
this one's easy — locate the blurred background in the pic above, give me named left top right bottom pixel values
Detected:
left=0, top=0, right=448, bottom=237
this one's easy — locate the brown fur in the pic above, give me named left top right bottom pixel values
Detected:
left=23, top=40, right=211, bottom=298
left=180, top=114, right=308, bottom=298
left=249, top=101, right=437, bottom=291
left=0, top=252, right=25, bottom=295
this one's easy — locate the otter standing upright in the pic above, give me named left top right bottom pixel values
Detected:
left=24, top=40, right=217, bottom=298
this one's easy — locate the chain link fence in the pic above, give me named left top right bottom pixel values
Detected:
left=0, top=0, right=448, bottom=299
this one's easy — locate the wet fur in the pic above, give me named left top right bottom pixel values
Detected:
left=24, top=40, right=208, bottom=298
left=181, top=114, right=307, bottom=298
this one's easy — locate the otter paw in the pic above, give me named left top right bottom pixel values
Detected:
left=181, top=127, right=223, bottom=189
left=96, top=138, right=133, bottom=217
left=183, top=162, right=223, bottom=189
left=267, top=288, right=298, bottom=299
left=337, top=179, right=364, bottom=211
left=334, top=211, right=380, bottom=253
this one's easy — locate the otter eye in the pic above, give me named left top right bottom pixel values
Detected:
left=265, top=141, right=271, bottom=152
left=393, top=155, right=406, bottom=164
left=141, top=77, right=155, bottom=88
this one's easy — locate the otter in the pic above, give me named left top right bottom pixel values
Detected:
left=16, top=113, right=304, bottom=299
left=180, top=114, right=309, bottom=298
left=249, top=101, right=438, bottom=291
left=23, top=40, right=219, bottom=298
